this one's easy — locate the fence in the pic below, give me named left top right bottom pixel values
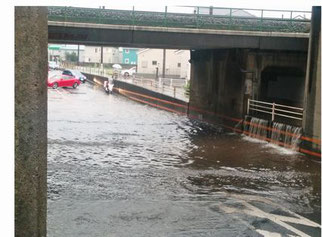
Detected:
left=131, top=78, right=188, bottom=101
left=247, top=99, right=303, bottom=122
left=64, top=64, right=189, bottom=102
left=48, top=6, right=311, bottom=33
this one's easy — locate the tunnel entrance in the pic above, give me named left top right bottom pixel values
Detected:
left=260, top=66, right=305, bottom=107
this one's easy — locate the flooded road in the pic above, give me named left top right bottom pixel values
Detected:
left=47, top=81, right=321, bottom=236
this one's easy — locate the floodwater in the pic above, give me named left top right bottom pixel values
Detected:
left=47, top=81, right=321, bottom=237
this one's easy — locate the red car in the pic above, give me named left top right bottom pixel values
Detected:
left=47, top=75, right=81, bottom=89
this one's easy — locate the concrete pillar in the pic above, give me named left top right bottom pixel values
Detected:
left=162, top=49, right=166, bottom=78
left=189, top=49, right=245, bottom=121
left=15, top=7, right=47, bottom=237
left=302, top=6, right=321, bottom=152
left=189, top=49, right=213, bottom=112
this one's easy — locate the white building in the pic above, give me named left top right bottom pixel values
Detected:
left=83, top=46, right=122, bottom=64
left=48, top=44, right=85, bottom=62
left=137, top=49, right=190, bottom=79
left=194, top=6, right=256, bottom=17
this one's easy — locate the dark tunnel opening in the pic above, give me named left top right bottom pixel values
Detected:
left=260, top=66, right=305, bottom=107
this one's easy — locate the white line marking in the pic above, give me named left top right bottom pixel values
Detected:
left=219, top=197, right=320, bottom=237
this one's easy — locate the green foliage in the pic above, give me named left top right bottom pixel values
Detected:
left=65, top=52, right=78, bottom=62
left=184, top=80, right=190, bottom=96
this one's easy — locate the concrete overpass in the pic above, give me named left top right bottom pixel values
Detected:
left=48, top=6, right=310, bottom=51
left=48, top=21, right=309, bottom=51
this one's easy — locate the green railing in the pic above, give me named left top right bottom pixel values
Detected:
left=48, top=6, right=311, bottom=33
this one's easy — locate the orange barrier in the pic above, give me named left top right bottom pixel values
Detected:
left=188, top=103, right=321, bottom=147
left=194, top=117, right=321, bottom=158
left=118, top=88, right=188, bottom=109
left=114, top=86, right=321, bottom=158
left=118, top=90, right=186, bottom=115
left=188, top=106, right=321, bottom=146
left=242, top=120, right=321, bottom=146
left=299, top=148, right=322, bottom=158
left=300, top=136, right=321, bottom=146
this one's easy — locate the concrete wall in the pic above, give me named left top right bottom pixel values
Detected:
left=189, top=49, right=245, bottom=124
left=302, top=6, right=321, bottom=152
left=15, top=7, right=47, bottom=237
left=48, top=23, right=309, bottom=51
left=245, top=50, right=307, bottom=107
left=189, top=48, right=307, bottom=126
left=83, top=73, right=188, bottom=114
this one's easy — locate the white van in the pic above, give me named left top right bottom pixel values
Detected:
left=48, top=61, right=59, bottom=70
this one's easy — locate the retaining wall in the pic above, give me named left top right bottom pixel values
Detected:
left=83, top=73, right=188, bottom=115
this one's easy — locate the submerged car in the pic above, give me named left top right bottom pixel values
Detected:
left=47, top=75, right=81, bottom=89
left=62, top=69, right=87, bottom=83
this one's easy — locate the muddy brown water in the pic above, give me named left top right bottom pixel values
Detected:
left=47, top=82, right=320, bottom=236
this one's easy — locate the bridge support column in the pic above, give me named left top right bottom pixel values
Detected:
left=189, top=49, right=245, bottom=123
left=302, top=6, right=321, bottom=153
left=15, top=7, right=47, bottom=236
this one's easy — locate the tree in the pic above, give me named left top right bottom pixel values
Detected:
left=65, top=51, right=78, bottom=62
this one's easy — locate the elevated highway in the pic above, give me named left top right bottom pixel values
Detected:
left=48, top=6, right=310, bottom=51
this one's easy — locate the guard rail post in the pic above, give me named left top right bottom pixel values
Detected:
left=132, top=6, right=135, bottom=25
left=260, top=10, right=264, bottom=31
left=229, top=8, right=232, bottom=29
left=196, top=7, right=199, bottom=28
left=290, top=11, right=293, bottom=30
left=272, top=102, right=275, bottom=121
left=164, top=6, right=167, bottom=27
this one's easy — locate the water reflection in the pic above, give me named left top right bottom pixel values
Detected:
left=47, top=83, right=320, bottom=236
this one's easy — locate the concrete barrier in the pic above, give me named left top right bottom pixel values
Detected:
left=83, top=73, right=188, bottom=115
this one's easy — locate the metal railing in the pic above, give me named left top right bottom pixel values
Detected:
left=64, top=63, right=189, bottom=102
left=247, top=99, right=303, bottom=121
left=131, top=77, right=188, bottom=101
left=48, top=6, right=311, bottom=33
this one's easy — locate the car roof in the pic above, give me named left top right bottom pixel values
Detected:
left=71, top=70, right=84, bottom=75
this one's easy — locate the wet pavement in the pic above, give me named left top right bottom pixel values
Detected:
left=47, top=81, right=321, bottom=236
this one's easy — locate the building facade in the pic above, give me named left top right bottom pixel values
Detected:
left=122, top=48, right=138, bottom=65
left=83, top=46, right=122, bottom=64
left=137, top=48, right=190, bottom=79
left=48, top=44, right=85, bottom=63
left=194, top=6, right=255, bottom=17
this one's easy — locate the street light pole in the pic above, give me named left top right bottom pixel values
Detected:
left=77, top=44, right=80, bottom=66
left=101, top=46, right=104, bottom=73
left=162, top=49, right=166, bottom=78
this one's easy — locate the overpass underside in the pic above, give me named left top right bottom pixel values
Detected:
left=188, top=49, right=307, bottom=122
left=48, top=22, right=308, bottom=51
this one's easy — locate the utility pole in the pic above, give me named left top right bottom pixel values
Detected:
left=101, top=46, right=104, bottom=72
left=77, top=44, right=80, bottom=66
left=162, top=49, right=166, bottom=78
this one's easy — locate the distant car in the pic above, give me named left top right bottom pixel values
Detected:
left=47, top=74, right=81, bottom=89
left=48, top=61, right=59, bottom=70
left=62, top=69, right=87, bottom=83
left=121, top=67, right=136, bottom=77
